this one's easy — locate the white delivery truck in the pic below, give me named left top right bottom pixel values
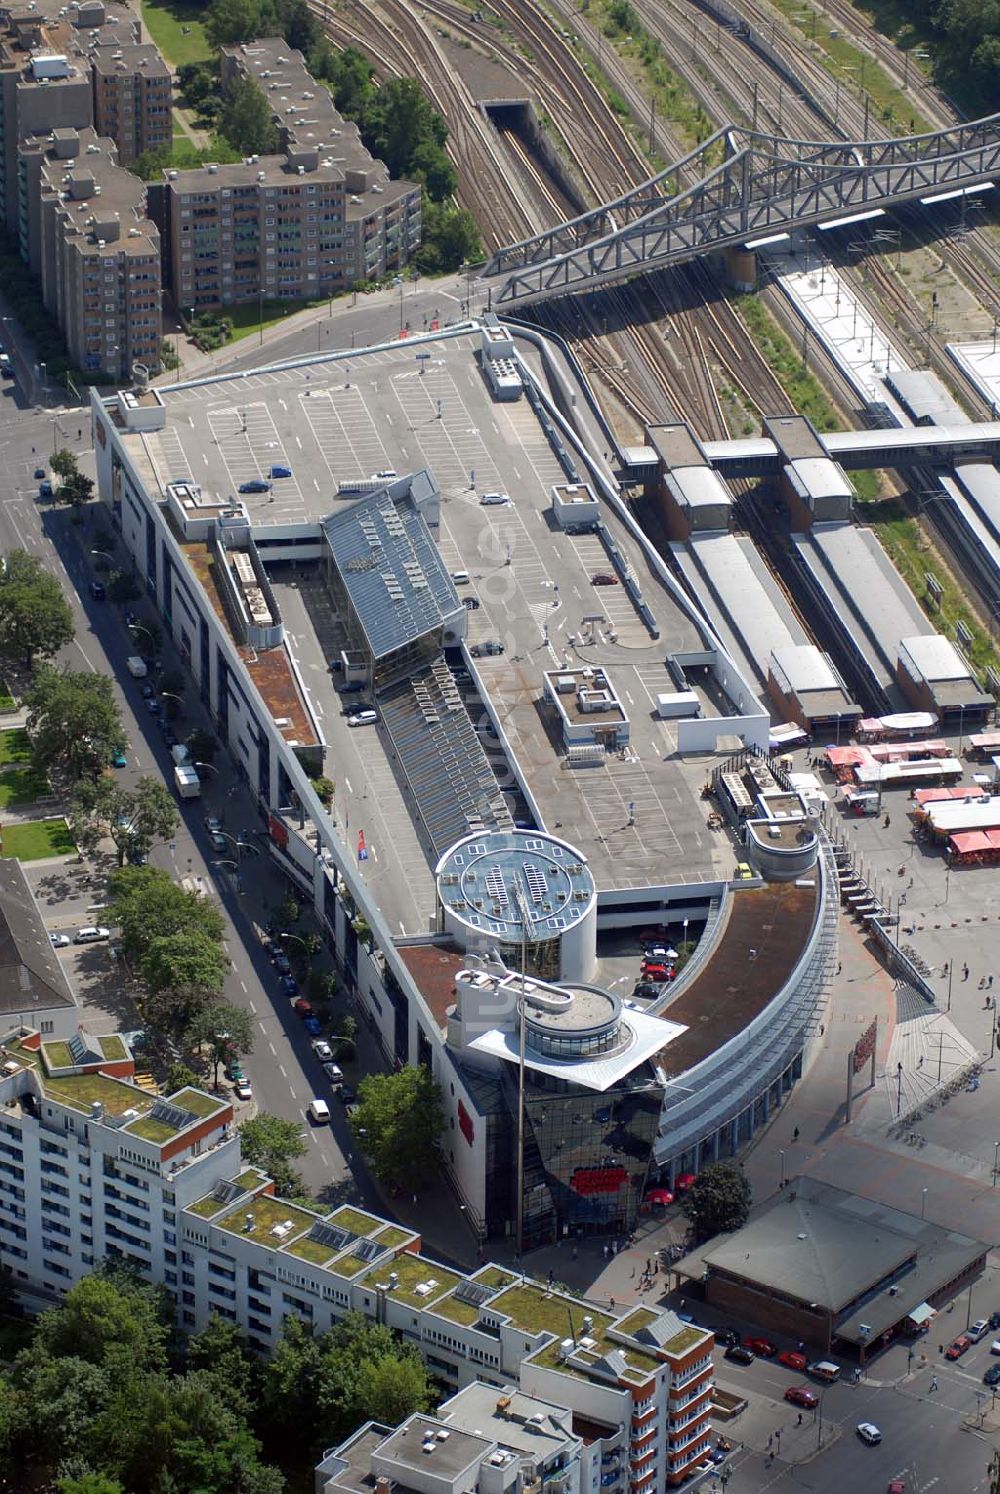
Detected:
left=174, top=764, right=201, bottom=799
left=656, top=690, right=701, bottom=719
left=126, top=656, right=148, bottom=678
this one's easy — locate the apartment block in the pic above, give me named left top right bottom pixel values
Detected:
left=317, top=1388, right=590, bottom=1494
left=156, top=38, right=420, bottom=309
left=162, top=147, right=357, bottom=311
left=0, top=0, right=143, bottom=235
left=92, top=42, right=171, bottom=165
left=0, top=1021, right=715, bottom=1487
left=35, top=125, right=161, bottom=381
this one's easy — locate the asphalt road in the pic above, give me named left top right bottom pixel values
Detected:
left=170, top=271, right=471, bottom=383
left=713, top=1345, right=998, bottom=1493
left=0, top=395, right=366, bottom=1202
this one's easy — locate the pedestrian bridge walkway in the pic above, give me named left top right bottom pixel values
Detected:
left=482, top=115, right=1000, bottom=307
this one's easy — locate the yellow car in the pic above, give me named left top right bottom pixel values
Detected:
left=734, top=863, right=754, bottom=880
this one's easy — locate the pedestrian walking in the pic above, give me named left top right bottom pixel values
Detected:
left=930, top=1375, right=938, bottom=1392
left=796, top=1412, right=803, bottom=1426
left=918, top=1055, right=924, bottom=1069
left=792, top=1126, right=800, bottom=1141
left=979, top=977, right=985, bottom=990
left=990, top=975, right=995, bottom=989
left=963, top=963, right=970, bottom=981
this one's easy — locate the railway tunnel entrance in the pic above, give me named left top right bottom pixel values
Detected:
left=482, top=97, right=588, bottom=223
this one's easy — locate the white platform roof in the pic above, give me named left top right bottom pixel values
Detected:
left=468, top=1006, right=687, bottom=1092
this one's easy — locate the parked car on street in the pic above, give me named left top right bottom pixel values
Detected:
left=777, top=1351, right=808, bottom=1371
left=744, top=1338, right=777, bottom=1358
left=280, top=973, right=299, bottom=997
left=945, top=1335, right=973, bottom=1360
left=724, top=1345, right=754, bottom=1366
left=784, top=1386, right=818, bottom=1409
left=74, top=926, right=110, bottom=944
left=49, top=932, right=71, bottom=948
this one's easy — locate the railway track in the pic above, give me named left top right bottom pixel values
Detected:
left=309, top=0, right=538, bottom=249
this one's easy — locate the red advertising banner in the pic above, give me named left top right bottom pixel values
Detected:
left=457, top=1099, right=474, bottom=1146
left=571, top=1166, right=628, bottom=1196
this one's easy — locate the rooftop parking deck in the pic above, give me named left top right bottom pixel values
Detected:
left=114, top=334, right=753, bottom=930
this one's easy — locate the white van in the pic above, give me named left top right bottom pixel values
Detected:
left=347, top=709, right=377, bottom=727
left=308, top=1098, right=331, bottom=1124
left=450, top=569, right=470, bottom=586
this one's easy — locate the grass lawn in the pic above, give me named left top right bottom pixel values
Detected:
left=0, top=818, right=77, bottom=860
left=0, top=729, right=31, bottom=766
left=141, top=0, right=212, bottom=67
left=0, top=681, right=15, bottom=710
left=227, top=297, right=327, bottom=342
left=0, top=765, right=50, bottom=808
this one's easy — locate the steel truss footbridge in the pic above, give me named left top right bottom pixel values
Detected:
left=481, top=115, right=1000, bottom=307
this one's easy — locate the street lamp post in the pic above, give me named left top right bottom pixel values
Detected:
left=921, top=1187, right=928, bottom=1220
left=129, top=622, right=158, bottom=653
left=993, top=1140, right=1000, bottom=1185
left=279, top=930, right=313, bottom=953
left=779, top=1148, right=786, bottom=1189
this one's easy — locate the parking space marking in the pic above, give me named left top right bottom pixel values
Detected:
left=300, top=386, right=389, bottom=481
left=144, top=426, right=191, bottom=493
left=568, top=534, right=647, bottom=644
left=391, top=367, right=501, bottom=495
left=206, top=402, right=306, bottom=512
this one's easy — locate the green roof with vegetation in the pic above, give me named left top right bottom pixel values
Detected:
left=615, top=1307, right=659, bottom=1337
left=187, top=1192, right=230, bottom=1220
left=474, top=1266, right=516, bottom=1291
left=371, top=1252, right=459, bottom=1308
left=42, top=1042, right=74, bottom=1070
left=327, top=1206, right=382, bottom=1236
left=652, top=1324, right=707, bottom=1355
left=326, top=1250, right=380, bottom=1279
left=487, top=1282, right=659, bottom=1385
left=372, top=1224, right=416, bottom=1250
left=98, top=1035, right=128, bottom=1060
left=42, top=1072, right=155, bottom=1119
left=431, top=1291, right=486, bottom=1327
left=169, top=1087, right=227, bottom=1119
left=285, top=1236, right=340, bottom=1266
left=218, top=1195, right=318, bottom=1246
